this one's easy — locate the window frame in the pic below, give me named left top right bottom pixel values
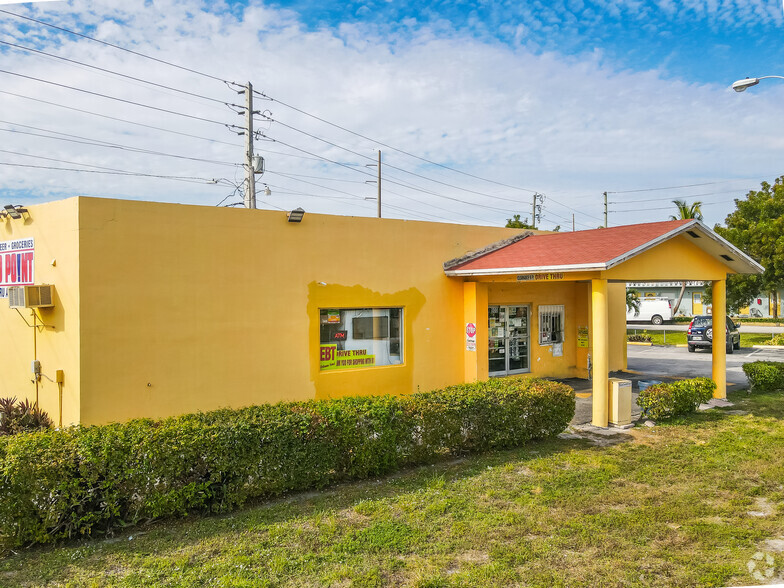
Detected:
left=538, top=304, right=565, bottom=346
left=319, top=307, right=403, bottom=371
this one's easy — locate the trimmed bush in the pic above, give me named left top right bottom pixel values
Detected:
left=0, top=377, right=574, bottom=547
left=637, top=377, right=716, bottom=421
left=743, top=361, right=784, bottom=392
left=627, top=333, right=652, bottom=342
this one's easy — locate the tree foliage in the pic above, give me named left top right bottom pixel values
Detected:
left=626, top=289, right=641, bottom=313
left=505, top=214, right=534, bottom=229
left=713, top=177, right=784, bottom=315
left=669, top=199, right=703, bottom=221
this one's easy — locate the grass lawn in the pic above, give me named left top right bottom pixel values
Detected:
left=627, top=329, right=776, bottom=347
left=2, top=390, right=784, bottom=587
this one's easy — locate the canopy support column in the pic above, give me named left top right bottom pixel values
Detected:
left=591, top=278, right=609, bottom=427
left=463, top=281, right=488, bottom=383
left=711, top=279, right=727, bottom=399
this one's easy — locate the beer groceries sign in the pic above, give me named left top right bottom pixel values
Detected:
left=0, top=238, right=35, bottom=298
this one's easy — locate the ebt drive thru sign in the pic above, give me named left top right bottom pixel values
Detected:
left=0, top=238, right=34, bottom=298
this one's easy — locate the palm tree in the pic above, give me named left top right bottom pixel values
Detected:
left=670, top=200, right=703, bottom=315
left=670, top=199, right=703, bottom=221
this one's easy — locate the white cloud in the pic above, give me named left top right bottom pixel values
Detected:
left=0, top=0, right=782, bottom=230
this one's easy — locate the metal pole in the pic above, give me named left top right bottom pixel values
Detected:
left=244, top=81, right=256, bottom=209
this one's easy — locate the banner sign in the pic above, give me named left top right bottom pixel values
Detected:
left=517, top=272, right=564, bottom=282
left=320, top=344, right=376, bottom=370
left=0, top=238, right=34, bottom=296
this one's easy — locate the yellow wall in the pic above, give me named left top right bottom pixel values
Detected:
left=0, top=199, right=81, bottom=425
left=604, top=236, right=731, bottom=281
left=485, top=281, right=586, bottom=379
left=0, top=197, right=740, bottom=426
left=74, top=197, right=525, bottom=424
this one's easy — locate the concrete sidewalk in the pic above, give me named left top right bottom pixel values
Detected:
left=557, top=371, right=681, bottom=426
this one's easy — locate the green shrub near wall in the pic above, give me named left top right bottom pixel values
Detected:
left=637, top=377, right=716, bottom=421
left=743, top=361, right=784, bottom=392
left=0, top=377, right=574, bottom=547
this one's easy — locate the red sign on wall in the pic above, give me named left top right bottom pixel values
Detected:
left=0, top=238, right=34, bottom=289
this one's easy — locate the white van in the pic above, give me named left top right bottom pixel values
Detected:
left=627, top=297, right=673, bottom=325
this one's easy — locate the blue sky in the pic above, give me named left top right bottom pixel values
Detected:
left=1, top=0, right=784, bottom=229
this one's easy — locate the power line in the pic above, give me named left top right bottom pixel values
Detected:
left=0, top=69, right=228, bottom=127
left=0, top=39, right=229, bottom=106
left=258, top=113, right=543, bottom=206
left=0, top=161, right=213, bottom=184
left=0, top=90, right=242, bottom=147
left=0, top=123, right=238, bottom=167
left=257, top=90, right=541, bottom=194
left=0, top=9, right=231, bottom=84
left=606, top=180, right=747, bottom=194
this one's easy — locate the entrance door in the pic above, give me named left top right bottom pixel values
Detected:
left=692, top=292, right=703, bottom=314
left=488, top=305, right=530, bottom=376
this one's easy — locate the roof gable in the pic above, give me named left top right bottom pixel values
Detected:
left=444, top=219, right=762, bottom=276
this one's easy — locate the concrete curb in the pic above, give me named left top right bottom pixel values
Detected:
left=752, top=345, right=784, bottom=349
left=627, top=342, right=652, bottom=346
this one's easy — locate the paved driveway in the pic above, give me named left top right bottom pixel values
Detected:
left=627, top=344, right=784, bottom=386
left=628, top=323, right=784, bottom=334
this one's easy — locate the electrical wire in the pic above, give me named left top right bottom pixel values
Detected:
left=0, top=69, right=228, bottom=127
left=0, top=9, right=231, bottom=84
left=0, top=161, right=214, bottom=184
left=257, top=90, right=541, bottom=194
left=0, top=39, right=229, bottom=105
left=0, top=90, right=242, bottom=147
left=257, top=113, right=544, bottom=205
left=0, top=123, right=238, bottom=167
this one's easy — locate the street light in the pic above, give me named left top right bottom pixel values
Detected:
left=731, top=75, right=784, bottom=92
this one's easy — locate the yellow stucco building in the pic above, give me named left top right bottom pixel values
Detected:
left=0, top=197, right=761, bottom=427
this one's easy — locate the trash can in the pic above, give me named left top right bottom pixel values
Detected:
left=608, top=378, right=632, bottom=426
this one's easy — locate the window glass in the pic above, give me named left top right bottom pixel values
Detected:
left=319, top=308, right=402, bottom=371
left=539, top=305, right=565, bottom=345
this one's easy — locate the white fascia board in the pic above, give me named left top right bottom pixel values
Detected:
left=687, top=220, right=764, bottom=274
left=444, top=262, right=605, bottom=277
left=603, top=220, right=700, bottom=270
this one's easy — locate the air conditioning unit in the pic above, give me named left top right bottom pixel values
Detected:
left=8, top=285, right=54, bottom=309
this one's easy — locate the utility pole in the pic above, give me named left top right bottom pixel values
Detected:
left=365, top=150, right=382, bottom=218
left=572, top=213, right=575, bottom=232
left=532, top=193, right=544, bottom=229
left=603, top=191, right=608, bottom=227
left=243, top=81, right=257, bottom=210
left=376, top=150, right=381, bottom=218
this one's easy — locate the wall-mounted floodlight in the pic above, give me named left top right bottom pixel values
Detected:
left=731, top=75, right=784, bottom=92
left=4, top=205, right=27, bottom=219
left=287, top=207, right=305, bottom=223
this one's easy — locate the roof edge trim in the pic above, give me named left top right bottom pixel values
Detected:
left=445, top=262, right=605, bottom=277
left=443, top=230, right=533, bottom=270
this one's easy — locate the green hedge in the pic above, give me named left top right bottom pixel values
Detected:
left=743, top=361, right=784, bottom=392
left=0, top=377, right=574, bottom=547
left=637, top=377, right=716, bottom=421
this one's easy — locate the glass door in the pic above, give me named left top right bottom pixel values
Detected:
left=488, top=305, right=530, bottom=376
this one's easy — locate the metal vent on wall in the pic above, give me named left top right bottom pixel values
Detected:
left=8, top=285, right=54, bottom=309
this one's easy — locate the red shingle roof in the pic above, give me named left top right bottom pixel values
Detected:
left=446, top=219, right=693, bottom=273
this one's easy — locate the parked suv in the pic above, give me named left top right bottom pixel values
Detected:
left=687, top=315, right=741, bottom=353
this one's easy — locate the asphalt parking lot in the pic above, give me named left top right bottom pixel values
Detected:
left=567, top=343, right=784, bottom=426
left=626, top=343, right=784, bottom=387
